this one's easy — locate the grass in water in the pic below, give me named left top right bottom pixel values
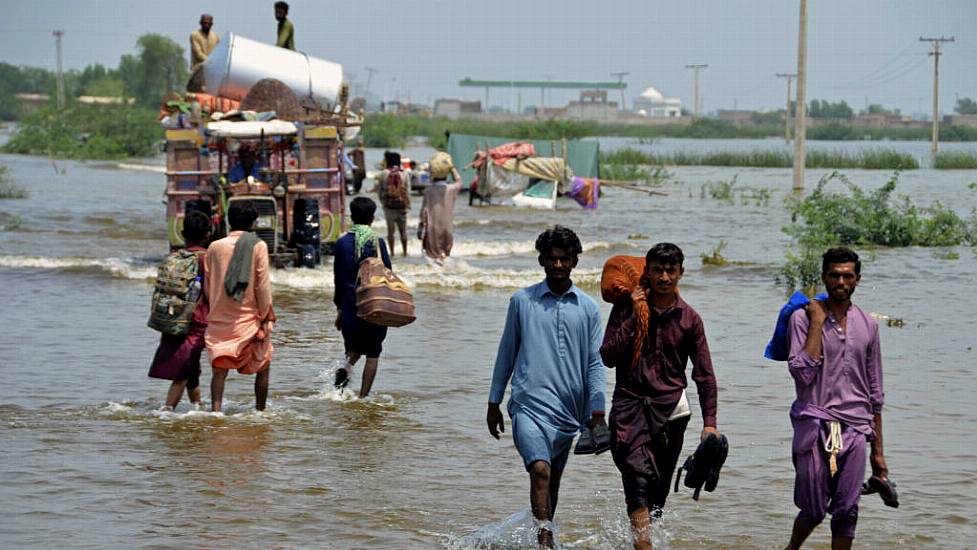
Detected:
left=0, top=165, right=28, bottom=199
left=934, top=151, right=977, bottom=170
left=600, top=147, right=919, bottom=169
left=778, top=171, right=977, bottom=292
left=701, top=241, right=730, bottom=266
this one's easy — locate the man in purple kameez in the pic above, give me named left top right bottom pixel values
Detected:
left=785, top=247, right=891, bottom=550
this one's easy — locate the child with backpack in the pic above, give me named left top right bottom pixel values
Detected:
left=377, top=150, right=411, bottom=257
left=148, top=210, right=212, bottom=410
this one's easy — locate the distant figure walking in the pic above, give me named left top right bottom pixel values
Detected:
left=204, top=202, right=275, bottom=412
left=487, top=226, right=606, bottom=548
left=332, top=197, right=392, bottom=398
left=187, top=13, right=219, bottom=92
left=417, top=152, right=462, bottom=263
left=350, top=138, right=367, bottom=195
left=784, top=247, right=893, bottom=550
left=147, top=210, right=211, bottom=409
left=377, top=150, right=411, bottom=257
left=275, top=1, right=295, bottom=50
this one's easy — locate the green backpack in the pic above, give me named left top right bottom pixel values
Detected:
left=148, top=250, right=203, bottom=336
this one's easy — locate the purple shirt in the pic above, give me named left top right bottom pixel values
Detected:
left=787, top=304, right=884, bottom=435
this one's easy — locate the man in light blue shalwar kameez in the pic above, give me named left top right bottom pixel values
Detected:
left=487, top=226, right=606, bottom=549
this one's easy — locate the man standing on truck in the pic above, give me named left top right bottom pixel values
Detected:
left=187, top=13, right=219, bottom=92
left=275, top=1, right=295, bottom=50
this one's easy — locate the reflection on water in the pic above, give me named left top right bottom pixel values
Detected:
left=1, top=148, right=976, bottom=547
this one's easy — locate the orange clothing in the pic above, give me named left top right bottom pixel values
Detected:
left=204, top=231, right=274, bottom=374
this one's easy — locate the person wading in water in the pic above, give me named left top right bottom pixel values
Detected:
left=487, top=225, right=607, bottom=548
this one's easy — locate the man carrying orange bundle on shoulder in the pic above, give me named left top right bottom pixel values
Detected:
left=600, top=243, right=721, bottom=550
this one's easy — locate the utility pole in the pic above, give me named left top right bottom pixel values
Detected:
left=684, top=64, right=708, bottom=117
left=777, top=73, right=796, bottom=143
left=610, top=71, right=629, bottom=110
left=52, top=30, right=65, bottom=109
left=792, top=0, right=807, bottom=192
left=920, top=36, right=954, bottom=164
left=363, top=66, right=378, bottom=106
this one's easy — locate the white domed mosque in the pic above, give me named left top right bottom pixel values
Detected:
left=633, top=87, right=682, bottom=117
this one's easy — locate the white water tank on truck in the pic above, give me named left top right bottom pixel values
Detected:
left=202, top=32, right=343, bottom=106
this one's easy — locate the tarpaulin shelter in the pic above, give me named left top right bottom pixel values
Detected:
left=447, top=133, right=599, bottom=189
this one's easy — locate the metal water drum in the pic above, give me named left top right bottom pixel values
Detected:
left=202, top=33, right=343, bottom=106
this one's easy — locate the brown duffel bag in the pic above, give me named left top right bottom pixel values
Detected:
left=355, top=242, right=416, bottom=327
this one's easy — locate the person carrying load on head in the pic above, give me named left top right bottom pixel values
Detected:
left=376, top=151, right=411, bottom=257
left=187, top=14, right=219, bottom=92
left=331, top=197, right=393, bottom=398
left=784, top=247, right=895, bottom=550
left=417, top=152, right=462, bottom=264
left=599, top=244, right=721, bottom=550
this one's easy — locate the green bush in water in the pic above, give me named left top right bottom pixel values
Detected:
left=778, top=171, right=977, bottom=292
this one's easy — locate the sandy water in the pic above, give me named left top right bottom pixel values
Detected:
left=0, top=141, right=975, bottom=548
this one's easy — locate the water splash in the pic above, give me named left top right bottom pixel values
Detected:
left=445, top=508, right=562, bottom=550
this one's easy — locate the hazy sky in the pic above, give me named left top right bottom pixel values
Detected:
left=2, top=0, right=974, bottom=116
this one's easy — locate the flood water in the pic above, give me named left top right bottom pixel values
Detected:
left=1, top=139, right=975, bottom=549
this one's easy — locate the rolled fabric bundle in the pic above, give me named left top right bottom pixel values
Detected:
left=600, top=255, right=649, bottom=370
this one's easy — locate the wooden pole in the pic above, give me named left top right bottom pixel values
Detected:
left=792, top=0, right=808, bottom=192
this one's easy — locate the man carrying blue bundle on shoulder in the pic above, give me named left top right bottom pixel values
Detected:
left=785, top=246, right=895, bottom=550
left=487, top=225, right=606, bottom=549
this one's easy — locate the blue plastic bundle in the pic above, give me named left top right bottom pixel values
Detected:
left=764, top=291, right=827, bottom=361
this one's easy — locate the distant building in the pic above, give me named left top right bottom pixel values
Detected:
left=943, top=114, right=977, bottom=128
left=633, top=87, right=681, bottom=117
left=433, top=99, right=482, bottom=119
left=564, top=90, right=619, bottom=121
left=718, top=110, right=755, bottom=126
left=15, top=93, right=50, bottom=114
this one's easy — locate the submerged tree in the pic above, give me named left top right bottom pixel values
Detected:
left=118, top=34, right=187, bottom=108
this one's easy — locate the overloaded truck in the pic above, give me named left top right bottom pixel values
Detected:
left=162, top=33, right=359, bottom=267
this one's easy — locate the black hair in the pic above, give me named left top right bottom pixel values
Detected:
left=182, top=210, right=211, bottom=243
left=822, top=246, right=861, bottom=275
left=227, top=201, right=259, bottom=231
left=535, top=225, right=583, bottom=257
left=350, top=196, right=377, bottom=225
left=274, top=1, right=289, bottom=12
left=384, top=150, right=401, bottom=169
left=646, top=242, right=684, bottom=267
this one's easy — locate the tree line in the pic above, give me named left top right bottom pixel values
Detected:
left=0, top=34, right=187, bottom=120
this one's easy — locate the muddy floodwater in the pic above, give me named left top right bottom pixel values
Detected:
left=1, top=139, right=975, bottom=548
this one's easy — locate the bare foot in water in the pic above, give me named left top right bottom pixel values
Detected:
left=538, top=527, right=554, bottom=549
